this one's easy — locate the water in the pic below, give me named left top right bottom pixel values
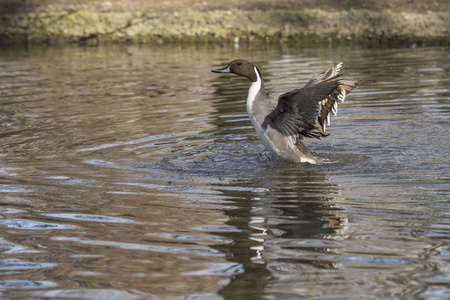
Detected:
left=0, top=44, right=449, bottom=299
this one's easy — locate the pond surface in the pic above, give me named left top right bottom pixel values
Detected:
left=0, top=44, right=449, bottom=299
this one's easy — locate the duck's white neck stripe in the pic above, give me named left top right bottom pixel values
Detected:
left=246, top=67, right=262, bottom=111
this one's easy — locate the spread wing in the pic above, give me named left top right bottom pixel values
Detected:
left=270, top=63, right=360, bottom=139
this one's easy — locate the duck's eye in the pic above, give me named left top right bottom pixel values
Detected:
left=237, top=62, right=241, bottom=65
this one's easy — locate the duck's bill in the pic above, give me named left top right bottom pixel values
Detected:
left=211, top=65, right=230, bottom=73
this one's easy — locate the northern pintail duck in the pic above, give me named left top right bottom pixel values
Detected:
left=212, top=59, right=360, bottom=164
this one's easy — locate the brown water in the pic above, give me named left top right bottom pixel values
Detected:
left=0, top=44, right=449, bottom=299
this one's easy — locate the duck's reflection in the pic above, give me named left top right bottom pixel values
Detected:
left=213, top=166, right=347, bottom=298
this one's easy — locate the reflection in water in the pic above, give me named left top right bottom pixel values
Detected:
left=217, top=167, right=347, bottom=299
left=0, top=45, right=449, bottom=299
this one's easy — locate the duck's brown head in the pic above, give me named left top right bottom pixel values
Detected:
left=212, top=59, right=259, bottom=82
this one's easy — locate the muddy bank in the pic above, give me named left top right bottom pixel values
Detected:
left=1, top=9, right=449, bottom=46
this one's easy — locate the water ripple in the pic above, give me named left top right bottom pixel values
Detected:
left=10, top=289, right=148, bottom=300
left=44, top=213, right=140, bottom=224
left=0, top=280, right=57, bottom=289
left=0, top=219, right=77, bottom=230
left=51, top=237, right=223, bottom=256
left=0, top=259, right=55, bottom=270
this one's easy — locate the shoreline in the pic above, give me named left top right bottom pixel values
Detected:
left=1, top=9, right=449, bottom=47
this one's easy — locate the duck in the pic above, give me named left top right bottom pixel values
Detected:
left=212, top=59, right=360, bottom=164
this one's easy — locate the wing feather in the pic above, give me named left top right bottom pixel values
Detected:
left=271, top=63, right=360, bottom=139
